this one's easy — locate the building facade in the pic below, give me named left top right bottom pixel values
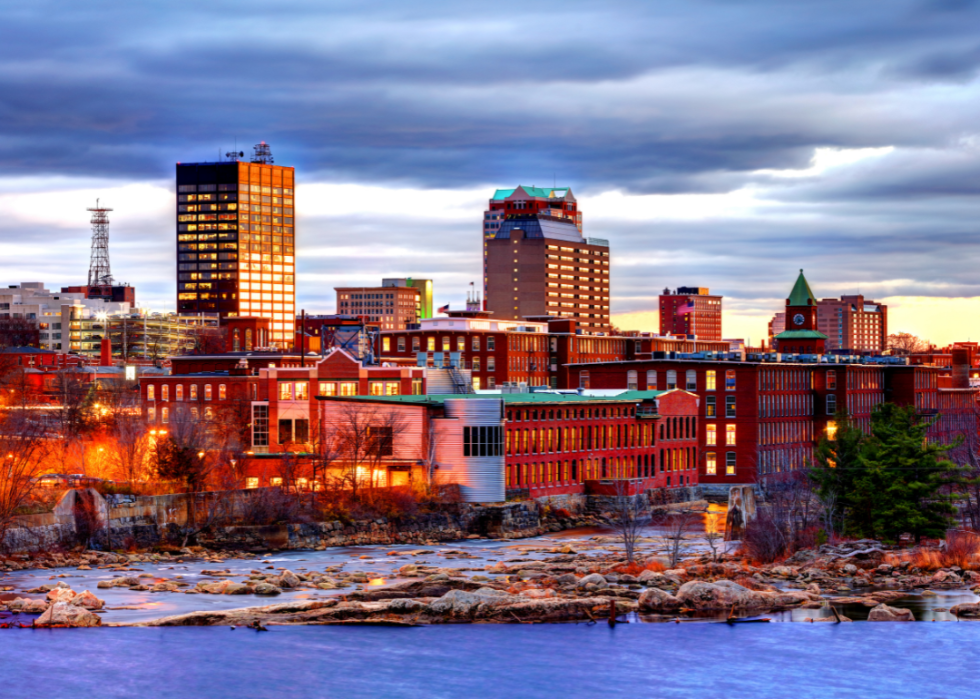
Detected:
left=382, top=278, right=434, bottom=320
left=335, top=285, right=421, bottom=330
left=815, top=295, right=888, bottom=353
left=176, top=152, right=296, bottom=346
left=659, top=287, right=723, bottom=340
left=485, top=215, right=610, bottom=332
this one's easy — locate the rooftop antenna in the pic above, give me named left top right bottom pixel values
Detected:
left=251, top=141, right=274, bottom=164
left=87, top=199, right=114, bottom=287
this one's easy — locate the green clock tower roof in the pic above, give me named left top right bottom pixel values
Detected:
left=788, top=269, right=817, bottom=306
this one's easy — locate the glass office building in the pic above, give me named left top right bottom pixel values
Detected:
left=176, top=158, right=296, bottom=346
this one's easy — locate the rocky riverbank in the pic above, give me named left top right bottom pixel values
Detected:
left=3, top=537, right=978, bottom=627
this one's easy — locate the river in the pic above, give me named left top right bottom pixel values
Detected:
left=4, top=623, right=978, bottom=698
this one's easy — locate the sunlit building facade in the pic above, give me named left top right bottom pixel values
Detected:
left=176, top=157, right=296, bottom=346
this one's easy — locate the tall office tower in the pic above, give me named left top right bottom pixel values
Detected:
left=815, top=295, right=888, bottom=353
left=658, top=287, right=723, bottom=340
left=482, top=186, right=581, bottom=300
left=485, top=212, right=610, bottom=332
left=176, top=143, right=296, bottom=347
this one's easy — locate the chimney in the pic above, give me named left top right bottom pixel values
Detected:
left=952, top=348, right=970, bottom=389
left=99, top=336, right=112, bottom=367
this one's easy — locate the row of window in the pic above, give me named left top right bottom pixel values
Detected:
left=508, top=447, right=698, bottom=488
left=147, top=405, right=213, bottom=423
left=386, top=335, right=498, bottom=353
left=147, top=384, right=226, bottom=401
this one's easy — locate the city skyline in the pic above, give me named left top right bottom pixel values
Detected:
left=4, top=2, right=980, bottom=345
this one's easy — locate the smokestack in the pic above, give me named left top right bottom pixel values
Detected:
left=99, top=336, right=112, bottom=367
left=952, top=348, right=970, bottom=389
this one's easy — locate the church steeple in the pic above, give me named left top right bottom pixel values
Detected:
left=775, top=268, right=827, bottom=354
left=787, top=269, right=817, bottom=307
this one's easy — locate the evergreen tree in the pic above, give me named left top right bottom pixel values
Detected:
left=863, top=403, right=963, bottom=544
left=809, top=410, right=868, bottom=538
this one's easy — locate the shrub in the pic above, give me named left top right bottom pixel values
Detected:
left=911, top=548, right=943, bottom=572
left=644, top=558, right=666, bottom=573
left=741, top=512, right=788, bottom=564
left=943, top=532, right=980, bottom=570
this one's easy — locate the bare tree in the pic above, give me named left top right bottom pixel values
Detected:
left=654, top=508, right=698, bottom=568
left=327, top=402, right=406, bottom=500
left=0, top=317, right=41, bottom=349
left=610, top=478, right=648, bottom=563
left=106, top=409, right=151, bottom=484
left=887, top=332, right=930, bottom=355
left=0, top=406, right=51, bottom=552
left=183, top=325, right=227, bottom=355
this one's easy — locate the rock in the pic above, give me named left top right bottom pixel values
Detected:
left=556, top=574, right=578, bottom=585
left=576, top=573, right=607, bottom=588
left=637, top=570, right=669, bottom=585
left=97, top=576, right=140, bottom=589
left=46, top=587, right=77, bottom=603
left=950, top=602, right=980, bottom=618
left=70, top=591, right=104, bottom=610
left=398, top=564, right=419, bottom=577
left=7, top=598, right=49, bottom=614
left=35, top=602, right=102, bottom=627
left=278, top=570, right=301, bottom=589
left=867, top=603, right=915, bottom=621
left=770, top=566, right=798, bottom=578
left=151, top=582, right=181, bottom=593
left=429, top=588, right=515, bottom=617
left=386, top=598, right=425, bottom=614
left=316, top=581, right=337, bottom=590
left=876, top=564, right=893, bottom=574
left=254, top=583, right=282, bottom=596
left=520, top=589, right=557, bottom=599
left=675, top=581, right=759, bottom=609
left=638, top=588, right=681, bottom=612
left=842, top=564, right=858, bottom=576
left=931, top=570, right=961, bottom=584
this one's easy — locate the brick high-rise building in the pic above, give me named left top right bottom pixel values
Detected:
left=815, top=295, right=888, bottom=353
left=176, top=144, right=296, bottom=347
left=483, top=186, right=581, bottom=299
left=485, top=212, right=609, bottom=332
left=659, top=287, right=722, bottom=339
left=335, top=284, right=421, bottom=330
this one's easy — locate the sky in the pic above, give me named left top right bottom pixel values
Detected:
left=3, top=0, right=980, bottom=345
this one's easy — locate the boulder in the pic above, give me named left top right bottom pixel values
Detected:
left=675, top=580, right=759, bottom=609
left=867, top=603, right=915, bottom=622
left=429, top=588, right=515, bottom=617
left=7, top=598, right=49, bottom=614
left=576, top=573, right=607, bottom=588
left=97, top=576, right=140, bottom=589
left=842, top=564, right=858, bottom=576
left=556, top=574, right=578, bottom=585
left=150, top=582, right=181, bottom=593
left=950, top=602, right=980, bottom=618
left=34, top=602, right=102, bottom=627
left=253, top=583, right=282, bottom=596
left=278, top=570, right=301, bottom=589
left=638, top=587, right=681, bottom=612
left=46, top=587, right=77, bottom=603
left=70, top=591, right=104, bottom=610
left=398, top=564, right=419, bottom=577
left=520, top=588, right=557, bottom=599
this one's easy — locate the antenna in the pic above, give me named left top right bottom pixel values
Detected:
left=87, top=199, right=114, bottom=287
left=251, top=141, right=274, bottom=164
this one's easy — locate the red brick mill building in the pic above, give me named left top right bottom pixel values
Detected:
left=569, top=355, right=977, bottom=496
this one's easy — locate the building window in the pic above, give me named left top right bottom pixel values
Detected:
left=412, top=378, right=423, bottom=395
left=175, top=385, right=184, bottom=401
left=370, top=381, right=384, bottom=396
left=463, top=425, right=504, bottom=457
left=488, top=377, right=495, bottom=389
left=488, top=336, right=496, bottom=351
left=705, top=370, right=716, bottom=391
left=666, top=370, right=677, bottom=389
left=686, top=370, right=697, bottom=391
left=706, top=396, right=716, bottom=418
left=442, top=337, right=450, bottom=352
left=233, top=329, right=241, bottom=352
left=487, top=356, right=495, bottom=371
left=726, top=452, right=736, bottom=476
left=218, top=384, right=227, bottom=400
left=147, top=385, right=155, bottom=401
left=472, top=336, right=480, bottom=351
left=726, top=370, right=736, bottom=390
left=579, top=371, right=590, bottom=389
left=204, top=384, right=212, bottom=401
left=340, top=382, right=357, bottom=396
left=706, top=424, right=716, bottom=446
left=320, top=382, right=337, bottom=396
left=245, top=329, right=253, bottom=351
left=147, top=405, right=156, bottom=422
left=161, top=407, right=169, bottom=424
left=412, top=337, right=420, bottom=352
left=725, top=396, right=736, bottom=418
left=457, top=337, right=465, bottom=352
left=646, top=370, right=657, bottom=390
left=726, top=424, right=736, bottom=446
left=161, top=385, right=169, bottom=402
left=827, top=370, right=837, bottom=390
left=270, top=477, right=282, bottom=487
left=473, top=376, right=481, bottom=390
left=427, top=337, right=435, bottom=351
left=706, top=452, right=716, bottom=475
left=627, top=370, right=637, bottom=390
left=826, top=394, right=837, bottom=415
left=279, top=383, right=292, bottom=400
left=472, top=356, right=481, bottom=372
left=246, top=478, right=259, bottom=489
left=398, top=337, right=406, bottom=352
left=383, top=337, right=390, bottom=352
left=385, top=382, right=400, bottom=396
left=190, top=384, right=198, bottom=400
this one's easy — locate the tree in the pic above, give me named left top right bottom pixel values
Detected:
left=0, top=317, right=41, bottom=349
left=610, top=478, right=648, bottom=563
left=183, top=325, right=227, bottom=355
left=887, top=332, right=929, bottom=355
left=864, top=403, right=963, bottom=543
left=809, top=411, right=868, bottom=538
left=328, top=402, right=406, bottom=500
left=0, top=405, right=51, bottom=551
left=653, top=508, right=698, bottom=568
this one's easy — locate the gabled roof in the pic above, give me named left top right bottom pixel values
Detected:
left=788, top=269, right=817, bottom=306
left=492, top=185, right=575, bottom=202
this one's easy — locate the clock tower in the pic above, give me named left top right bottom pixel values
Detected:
left=774, top=269, right=827, bottom=354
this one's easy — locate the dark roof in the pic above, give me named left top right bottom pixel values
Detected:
left=318, top=390, right=668, bottom=407
left=787, top=270, right=818, bottom=306
left=0, top=346, right=56, bottom=354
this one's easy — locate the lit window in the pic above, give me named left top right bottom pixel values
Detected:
left=370, top=381, right=384, bottom=396
left=442, top=337, right=450, bottom=352
left=705, top=452, right=716, bottom=475
left=246, top=478, right=259, bottom=489
left=726, top=370, right=736, bottom=390
left=147, top=385, right=155, bottom=401
left=726, top=452, right=736, bottom=476
left=705, top=370, right=716, bottom=391
left=190, top=384, right=198, bottom=400
left=340, top=382, right=357, bottom=396
left=706, top=424, right=716, bottom=445
left=385, top=382, right=399, bottom=396
left=646, top=370, right=657, bottom=390
left=218, top=384, right=227, bottom=400
left=270, top=477, right=283, bottom=487
left=319, top=382, right=337, bottom=396
left=473, top=376, right=481, bottom=390
left=427, top=337, right=435, bottom=351
left=279, top=383, right=292, bottom=400
left=161, top=407, right=169, bottom=424
left=827, top=370, right=837, bottom=390
left=147, top=405, right=156, bottom=422
left=204, top=385, right=212, bottom=401
left=295, top=382, right=309, bottom=400
left=175, top=385, right=184, bottom=401
left=705, top=396, right=716, bottom=418
left=161, top=385, right=169, bottom=402
left=726, top=424, right=736, bottom=446
left=383, top=337, right=390, bottom=352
